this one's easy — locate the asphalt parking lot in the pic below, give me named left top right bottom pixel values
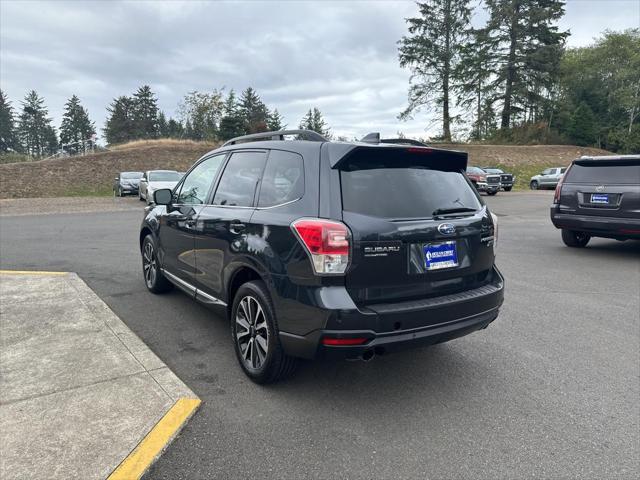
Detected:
left=1, top=191, right=638, bottom=479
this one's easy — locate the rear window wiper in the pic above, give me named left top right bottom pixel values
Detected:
left=432, top=207, right=477, bottom=218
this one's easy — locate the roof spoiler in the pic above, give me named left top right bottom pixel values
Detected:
left=326, top=143, right=468, bottom=171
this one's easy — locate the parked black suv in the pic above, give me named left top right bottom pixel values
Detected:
left=550, top=155, right=640, bottom=247
left=139, top=130, right=504, bottom=383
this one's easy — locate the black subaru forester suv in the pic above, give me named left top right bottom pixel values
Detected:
left=139, top=130, right=504, bottom=383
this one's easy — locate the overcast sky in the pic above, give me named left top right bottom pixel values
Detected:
left=1, top=0, right=639, bottom=142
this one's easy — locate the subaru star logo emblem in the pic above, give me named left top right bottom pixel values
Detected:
left=595, top=185, right=605, bottom=192
left=438, top=223, right=456, bottom=235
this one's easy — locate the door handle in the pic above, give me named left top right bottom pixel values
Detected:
left=229, top=221, right=246, bottom=234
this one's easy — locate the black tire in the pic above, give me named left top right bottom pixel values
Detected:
left=141, top=235, right=173, bottom=293
left=231, top=280, right=297, bottom=384
left=530, top=181, right=539, bottom=190
left=487, top=190, right=498, bottom=196
left=561, top=229, right=591, bottom=248
left=504, top=186, right=512, bottom=192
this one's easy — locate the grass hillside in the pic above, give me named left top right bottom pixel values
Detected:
left=437, top=143, right=612, bottom=190
left=0, top=140, right=611, bottom=198
left=0, top=139, right=218, bottom=198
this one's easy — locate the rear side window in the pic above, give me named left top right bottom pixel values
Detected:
left=340, top=163, right=481, bottom=218
left=564, top=163, right=640, bottom=184
left=258, top=150, right=304, bottom=207
left=213, top=151, right=267, bottom=207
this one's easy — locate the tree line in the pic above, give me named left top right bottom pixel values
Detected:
left=398, top=0, right=639, bottom=152
left=0, top=85, right=332, bottom=158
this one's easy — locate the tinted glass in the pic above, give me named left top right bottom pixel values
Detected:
left=258, top=151, right=304, bottom=207
left=564, top=163, right=640, bottom=184
left=467, top=166, right=484, bottom=175
left=176, top=155, right=225, bottom=204
left=149, top=171, right=181, bottom=181
left=213, top=151, right=267, bottom=207
left=341, top=166, right=481, bottom=218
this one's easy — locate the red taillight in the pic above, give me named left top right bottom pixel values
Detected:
left=406, top=147, right=433, bottom=154
left=322, top=337, right=368, bottom=346
left=554, top=164, right=571, bottom=204
left=291, top=218, right=350, bottom=275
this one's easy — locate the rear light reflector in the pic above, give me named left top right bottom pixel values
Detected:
left=291, top=218, right=351, bottom=275
left=322, top=337, right=368, bottom=346
left=554, top=164, right=571, bottom=204
left=490, top=212, right=499, bottom=254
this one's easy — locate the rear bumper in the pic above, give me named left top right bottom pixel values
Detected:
left=550, top=209, right=640, bottom=239
left=279, top=267, right=504, bottom=360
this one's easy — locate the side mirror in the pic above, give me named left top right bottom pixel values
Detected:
left=154, top=189, right=173, bottom=206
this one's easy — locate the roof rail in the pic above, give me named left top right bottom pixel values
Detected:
left=222, top=129, right=329, bottom=147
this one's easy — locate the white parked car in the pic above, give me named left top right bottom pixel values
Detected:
left=530, top=167, right=567, bottom=190
left=139, top=170, right=182, bottom=204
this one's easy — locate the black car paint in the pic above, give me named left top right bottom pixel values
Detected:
left=140, top=139, right=504, bottom=360
left=550, top=156, right=640, bottom=241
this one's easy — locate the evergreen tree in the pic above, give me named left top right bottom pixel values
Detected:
left=17, top=90, right=57, bottom=157
left=166, top=118, right=184, bottom=138
left=158, top=111, right=169, bottom=137
left=104, top=96, right=135, bottom=145
left=298, top=108, right=331, bottom=138
left=132, top=85, right=159, bottom=139
left=184, top=119, right=195, bottom=140
left=239, top=87, right=269, bottom=134
left=218, top=90, right=245, bottom=140
left=267, top=108, right=285, bottom=131
left=59, top=95, right=96, bottom=154
left=485, top=0, right=568, bottom=129
left=0, top=90, right=19, bottom=153
left=456, top=28, right=496, bottom=140
left=398, top=0, right=473, bottom=141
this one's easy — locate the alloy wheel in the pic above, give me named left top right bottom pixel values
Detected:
left=235, top=295, right=269, bottom=370
left=142, top=241, right=157, bottom=288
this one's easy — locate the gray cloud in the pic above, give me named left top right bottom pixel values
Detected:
left=1, top=0, right=638, bottom=142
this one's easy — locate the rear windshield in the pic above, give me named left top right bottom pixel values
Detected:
left=564, top=164, right=640, bottom=184
left=149, top=171, right=181, bottom=182
left=340, top=165, right=481, bottom=219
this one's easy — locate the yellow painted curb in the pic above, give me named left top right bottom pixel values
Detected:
left=108, top=397, right=201, bottom=480
left=0, top=270, right=68, bottom=276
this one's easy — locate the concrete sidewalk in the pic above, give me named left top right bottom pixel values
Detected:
left=0, top=271, right=200, bottom=480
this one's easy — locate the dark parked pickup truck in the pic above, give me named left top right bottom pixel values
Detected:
left=483, top=167, right=514, bottom=191
left=550, top=155, right=640, bottom=247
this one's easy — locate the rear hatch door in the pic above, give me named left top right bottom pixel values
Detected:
left=335, top=146, right=496, bottom=306
left=561, top=158, right=640, bottom=219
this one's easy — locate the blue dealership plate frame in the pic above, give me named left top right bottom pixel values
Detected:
left=591, top=193, right=609, bottom=204
left=424, top=241, right=459, bottom=271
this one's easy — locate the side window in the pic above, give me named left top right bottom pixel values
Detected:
left=542, top=169, right=551, bottom=176
left=176, top=155, right=225, bottom=205
left=213, top=151, right=267, bottom=207
left=258, top=150, right=304, bottom=207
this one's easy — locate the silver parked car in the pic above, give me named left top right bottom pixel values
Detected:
left=530, top=167, right=567, bottom=190
left=138, top=170, right=182, bottom=204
